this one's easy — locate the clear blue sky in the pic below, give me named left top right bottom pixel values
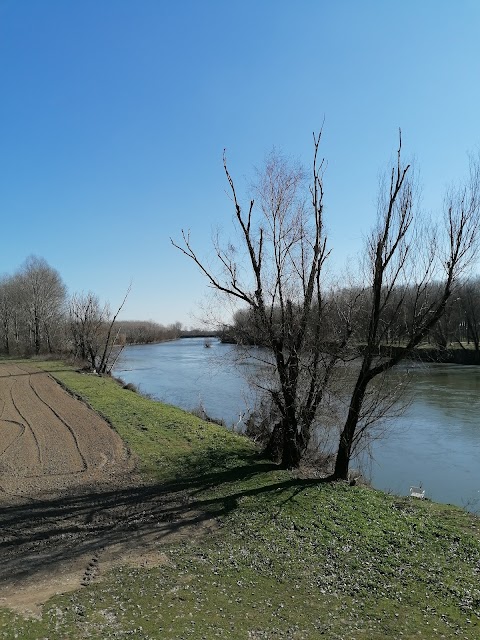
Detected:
left=0, top=0, right=479, bottom=327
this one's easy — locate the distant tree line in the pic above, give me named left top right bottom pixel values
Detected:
left=180, top=327, right=220, bottom=338
left=116, top=320, right=182, bottom=344
left=0, top=256, right=183, bottom=369
left=227, top=277, right=480, bottom=354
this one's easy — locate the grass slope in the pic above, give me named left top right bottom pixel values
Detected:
left=1, top=361, right=479, bottom=639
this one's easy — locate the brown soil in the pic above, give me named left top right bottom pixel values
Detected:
left=0, top=363, right=215, bottom=617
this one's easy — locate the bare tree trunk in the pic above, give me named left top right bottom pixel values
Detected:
left=13, top=314, right=19, bottom=351
left=282, top=419, right=302, bottom=468
left=333, top=376, right=368, bottom=479
left=2, top=318, right=9, bottom=355
left=264, top=421, right=284, bottom=462
left=44, top=324, right=53, bottom=354
left=34, top=312, right=41, bottom=355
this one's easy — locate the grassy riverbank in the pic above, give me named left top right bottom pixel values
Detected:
left=1, top=362, right=479, bottom=639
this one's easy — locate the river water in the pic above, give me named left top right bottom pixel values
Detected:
left=113, top=337, right=480, bottom=511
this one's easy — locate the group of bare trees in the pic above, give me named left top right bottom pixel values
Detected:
left=173, top=130, right=480, bottom=480
left=0, top=259, right=181, bottom=372
left=332, top=278, right=480, bottom=353
left=3, top=130, right=479, bottom=482
left=0, top=258, right=124, bottom=370
left=0, top=256, right=67, bottom=355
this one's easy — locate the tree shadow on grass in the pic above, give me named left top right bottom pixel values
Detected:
left=0, top=452, right=331, bottom=587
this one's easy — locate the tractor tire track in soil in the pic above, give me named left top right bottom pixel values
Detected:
left=28, top=373, right=89, bottom=472
left=9, top=378, right=43, bottom=469
left=0, top=363, right=130, bottom=490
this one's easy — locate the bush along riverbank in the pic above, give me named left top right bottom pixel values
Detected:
left=0, top=361, right=479, bottom=639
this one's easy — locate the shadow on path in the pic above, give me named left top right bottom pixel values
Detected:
left=1, top=459, right=329, bottom=586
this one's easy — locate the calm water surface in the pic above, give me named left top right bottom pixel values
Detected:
left=114, top=338, right=480, bottom=510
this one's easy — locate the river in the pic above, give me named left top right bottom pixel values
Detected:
left=113, top=337, right=480, bottom=511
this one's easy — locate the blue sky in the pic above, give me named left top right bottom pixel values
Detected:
left=0, top=0, right=479, bottom=326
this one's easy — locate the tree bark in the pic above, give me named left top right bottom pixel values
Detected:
left=333, top=376, right=368, bottom=479
left=264, top=422, right=284, bottom=463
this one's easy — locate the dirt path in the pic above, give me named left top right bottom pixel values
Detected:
left=0, top=364, right=215, bottom=616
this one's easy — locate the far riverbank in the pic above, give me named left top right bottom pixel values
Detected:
left=374, top=344, right=480, bottom=365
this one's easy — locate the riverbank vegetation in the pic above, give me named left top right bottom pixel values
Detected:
left=173, top=131, right=480, bottom=480
left=1, top=362, right=478, bottom=639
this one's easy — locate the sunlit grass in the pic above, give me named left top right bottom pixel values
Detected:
left=48, top=361, right=257, bottom=482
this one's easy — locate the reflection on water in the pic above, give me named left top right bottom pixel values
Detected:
left=370, top=363, right=480, bottom=509
left=114, top=339, right=480, bottom=511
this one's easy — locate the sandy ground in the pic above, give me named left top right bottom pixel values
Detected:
left=0, top=363, right=215, bottom=616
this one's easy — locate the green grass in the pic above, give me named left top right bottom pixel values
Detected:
left=1, top=360, right=479, bottom=639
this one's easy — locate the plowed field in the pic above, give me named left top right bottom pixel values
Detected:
left=0, top=363, right=132, bottom=500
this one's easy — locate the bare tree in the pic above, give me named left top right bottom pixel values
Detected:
left=69, top=288, right=130, bottom=373
left=333, top=134, right=480, bottom=480
left=69, top=292, right=104, bottom=368
left=173, top=134, right=350, bottom=467
left=17, top=256, right=66, bottom=354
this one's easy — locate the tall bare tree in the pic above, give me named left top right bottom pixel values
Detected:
left=17, top=256, right=66, bottom=354
left=173, top=134, right=348, bottom=467
left=333, top=134, right=480, bottom=479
